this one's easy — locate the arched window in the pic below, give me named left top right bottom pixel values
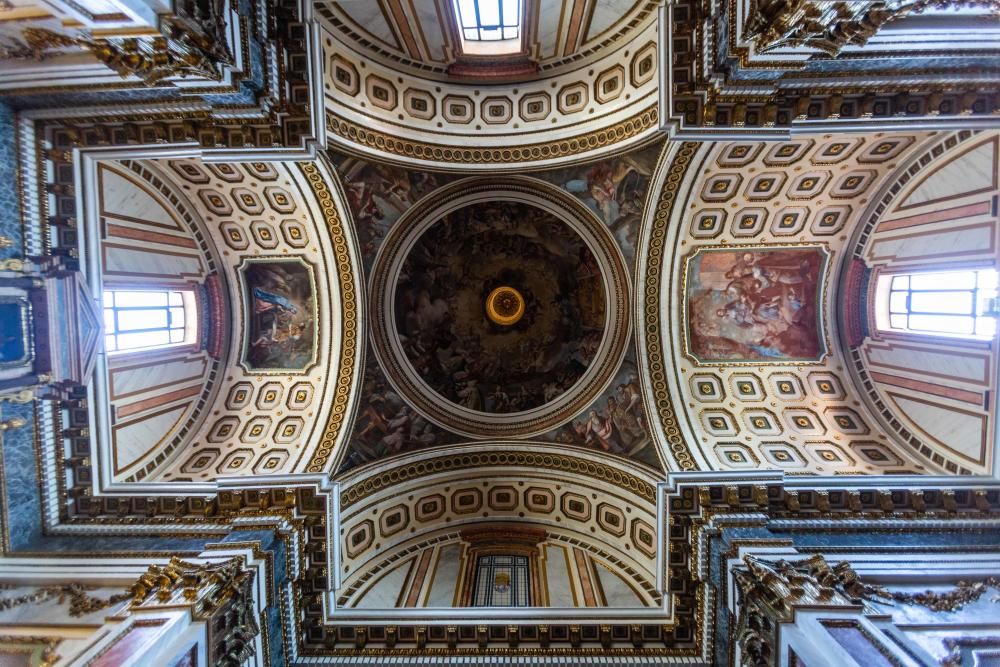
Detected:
left=880, top=269, right=998, bottom=338
left=103, top=289, right=196, bottom=353
left=453, top=0, right=522, bottom=55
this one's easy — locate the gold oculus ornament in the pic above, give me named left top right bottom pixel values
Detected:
left=486, top=286, right=526, bottom=326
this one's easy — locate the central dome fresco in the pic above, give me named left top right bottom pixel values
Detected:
left=393, top=201, right=606, bottom=414
left=370, top=177, right=630, bottom=438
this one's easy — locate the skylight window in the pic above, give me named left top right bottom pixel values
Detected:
left=103, top=289, right=195, bottom=353
left=883, top=269, right=998, bottom=338
left=453, top=0, right=522, bottom=55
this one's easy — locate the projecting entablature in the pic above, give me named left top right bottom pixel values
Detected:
left=663, top=0, right=1000, bottom=138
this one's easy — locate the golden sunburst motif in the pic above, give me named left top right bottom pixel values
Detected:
left=486, top=286, right=526, bottom=326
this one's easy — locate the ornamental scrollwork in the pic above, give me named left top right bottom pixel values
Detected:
left=0, top=0, right=234, bottom=86
left=0, top=557, right=257, bottom=666
left=734, top=554, right=1000, bottom=667
left=744, top=0, right=1000, bottom=57
left=130, top=556, right=258, bottom=667
left=739, top=553, right=1000, bottom=614
left=0, top=583, right=131, bottom=617
left=0, top=635, right=61, bottom=667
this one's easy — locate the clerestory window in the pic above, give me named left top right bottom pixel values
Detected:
left=882, top=269, right=998, bottom=338
left=453, top=0, right=522, bottom=55
left=103, top=289, right=196, bottom=353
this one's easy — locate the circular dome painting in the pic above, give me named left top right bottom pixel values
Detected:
left=393, top=201, right=606, bottom=414
left=369, top=176, right=630, bottom=438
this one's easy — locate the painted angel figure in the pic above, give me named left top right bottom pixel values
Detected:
left=253, top=287, right=297, bottom=314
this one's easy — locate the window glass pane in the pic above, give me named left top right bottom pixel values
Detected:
left=908, top=314, right=974, bottom=335
left=883, top=271, right=1000, bottom=338
left=478, top=0, right=500, bottom=27
left=910, top=271, right=976, bottom=291
left=114, top=291, right=168, bottom=308
left=909, top=291, right=973, bottom=315
left=456, top=0, right=477, bottom=26
left=889, top=292, right=908, bottom=313
left=116, top=330, right=171, bottom=350
left=978, top=269, right=998, bottom=289
left=103, top=289, right=194, bottom=353
left=455, top=0, right=519, bottom=42
left=976, top=317, right=997, bottom=337
left=502, top=0, right=519, bottom=25
left=117, top=309, right=168, bottom=332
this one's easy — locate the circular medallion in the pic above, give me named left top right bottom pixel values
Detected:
left=485, top=286, right=526, bottom=326
left=369, top=177, right=630, bottom=438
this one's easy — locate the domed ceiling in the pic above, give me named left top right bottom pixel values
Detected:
left=394, top=200, right=605, bottom=414
left=369, top=176, right=631, bottom=439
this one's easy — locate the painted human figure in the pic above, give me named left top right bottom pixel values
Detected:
left=458, top=380, right=483, bottom=411
left=380, top=407, right=411, bottom=452
left=584, top=408, right=625, bottom=454
left=490, top=385, right=510, bottom=412
left=608, top=395, right=644, bottom=445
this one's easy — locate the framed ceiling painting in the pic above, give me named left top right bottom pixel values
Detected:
left=237, top=256, right=318, bottom=374
left=682, top=244, right=829, bottom=364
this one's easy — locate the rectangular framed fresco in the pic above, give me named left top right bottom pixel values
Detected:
left=238, top=257, right=317, bottom=373
left=682, top=245, right=829, bottom=364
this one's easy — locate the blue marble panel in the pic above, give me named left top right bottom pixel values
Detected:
left=221, top=528, right=289, bottom=588
left=266, top=603, right=285, bottom=667
left=0, top=102, right=22, bottom=260
left=0, top=401, right=41, bottom=549
left=27, top=535, right=210, bottom=552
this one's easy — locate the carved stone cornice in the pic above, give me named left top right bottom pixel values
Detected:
left=733, top=554, right=862, bottom=667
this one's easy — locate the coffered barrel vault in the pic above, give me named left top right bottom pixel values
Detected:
left=321, top=0, right=661, bottom=169
left=639, top=130, right=1000, bottom=476
left=0, top=0, right=998, bottom=665
left=77, top=153, right=364, bottom=485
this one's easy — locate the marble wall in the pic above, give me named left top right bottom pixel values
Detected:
left=0, top=102, right=20, bottom=260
